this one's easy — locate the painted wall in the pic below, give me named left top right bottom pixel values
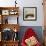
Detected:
left=0, top=0, right=44, bottom=26
left=18, top=0, right=44, bottom=26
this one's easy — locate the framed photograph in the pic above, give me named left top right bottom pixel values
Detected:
left=2, top=10, right=9, bottom=15
left=23, top=7, right=37, bottom=21
left=9, top=10, right=18, bottom=15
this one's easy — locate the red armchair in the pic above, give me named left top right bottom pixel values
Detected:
left=21, top=28, right=41, bottom=46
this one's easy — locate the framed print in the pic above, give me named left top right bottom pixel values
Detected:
left=9, top=10, right=18, bottom=15
left=23, top=7, right=37, bottom=21
left=2, top=10, right=9, bottom=15
left=9, top=10, right=15, bottom=15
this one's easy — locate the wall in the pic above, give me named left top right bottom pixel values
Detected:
left=0, top=0, right=44, bottom=26
left=18, top=0, right=44, bottom=26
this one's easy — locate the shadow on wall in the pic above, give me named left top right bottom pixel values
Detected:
left=18, top=26, right=44, bottom=45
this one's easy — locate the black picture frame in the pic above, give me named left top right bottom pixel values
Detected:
left=23, top=7, right=37, bottom=21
